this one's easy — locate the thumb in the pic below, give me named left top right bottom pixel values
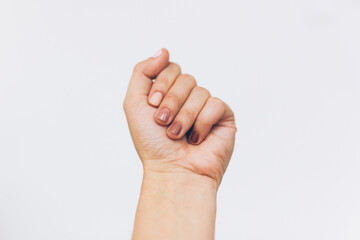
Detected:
left=126, top=48, right=169, bottom=100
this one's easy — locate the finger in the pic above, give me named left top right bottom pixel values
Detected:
left=188, top=97, right=234, bottom=145
left=125, top=48, right=170, bottom=102
left=148, top=62, right=181, bottom=107
left=154, top=74, right=197, bottom=126
left=166, top=86, right=210, bottom=139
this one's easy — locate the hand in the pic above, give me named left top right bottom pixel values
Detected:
left=123, top=48, right=236, bottom=187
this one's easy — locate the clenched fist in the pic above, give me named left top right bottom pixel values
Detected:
left=124, top=48, right=236, bottom=187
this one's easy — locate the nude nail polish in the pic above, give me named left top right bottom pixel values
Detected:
left=189, top=131, right=199, bottom=144
left=169, top=122, right=182, bottom=136
left=156, top=108, right=170, bottom=123
left=149, top=92, right=163, bottom=106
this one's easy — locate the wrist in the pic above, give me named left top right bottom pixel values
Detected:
left=142, top=158, right=222, bottom=189
left=142, top=169, right=218, bottom=194
left=133, top=169, right=217, bottom=240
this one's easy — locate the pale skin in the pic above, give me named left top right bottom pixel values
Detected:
left=123, top=48, right=237, bottom=240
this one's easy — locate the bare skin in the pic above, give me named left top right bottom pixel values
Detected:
left=124, top=48, right=237, bottom=240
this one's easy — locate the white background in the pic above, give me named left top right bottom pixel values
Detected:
left=0, top=0, right=359, bottom=239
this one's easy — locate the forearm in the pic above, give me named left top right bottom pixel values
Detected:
left=132, top=170, right=218, bottom=240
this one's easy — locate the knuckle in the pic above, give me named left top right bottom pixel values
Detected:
left=165, top=92, right=181, bottom=106
left=180, top=73, right=197, bottom=86
left=181, top=73, right=193, bottom=79
left=196, top=117, right=212, bottom=128
left=195, top=86, right=210, bottom=97
left=156, top=72, right=170, bottom=83
left=181, top=108, right=195, bottom=120
left=209, top=97, right=224, bottom=107
left=153, top=82, right=166, bottom=93
left=155, top=63, right=181, bottom=84
left=170, top=62, right=181, bottom=73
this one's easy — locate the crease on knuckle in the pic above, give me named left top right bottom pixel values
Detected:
left=152, top=83, right=166, bottom=94
left=165, top=93, right=181, bottom=106
left=156, top=70, right=169, bottom=82
left=180, top=108, right=195, bottom=121
left=196, top=117, right=212, bottom=129
left=155, top=63, right=181, bottom=84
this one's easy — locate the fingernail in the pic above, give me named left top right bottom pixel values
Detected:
left=189, top=131, right=199, bottom=144
left=169, top=122, right=182, bottom=136
left=149, top=92, right=163, bottom=106
left=152, top=49, right=163, bottom=58
left=156, top=107, right=170, bottom=123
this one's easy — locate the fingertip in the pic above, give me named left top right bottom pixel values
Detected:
left=166, top=122, right=183, bottom=140
left=188, top=130, right=200, bottom=145
left=143, top=48, right=169, bottom=78
left=166, top=131, right=181, bottom=140
left=148, top=91, right=163, bottom=107
left=152, top=48, right=169, bottom=60
left=154, top=107, right=171, bottom=126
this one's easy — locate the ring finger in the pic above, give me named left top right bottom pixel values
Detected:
left=167, top=86, right=210, bottom=139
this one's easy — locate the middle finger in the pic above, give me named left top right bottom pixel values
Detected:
left=154, top=74, right=197, bottom=126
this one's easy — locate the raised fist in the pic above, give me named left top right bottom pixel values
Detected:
left=123, top=48, right=236, bottom=186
